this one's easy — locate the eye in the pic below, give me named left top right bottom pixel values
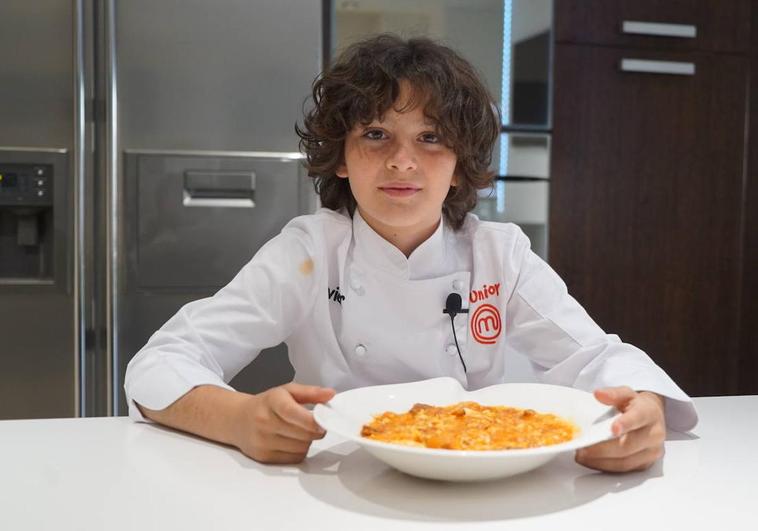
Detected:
left=419, top=132, right=441, bottom=144
left=362, top=129, right=387, bottom=140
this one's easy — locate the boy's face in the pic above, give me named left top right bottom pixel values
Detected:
left=336, top=81, right=458, bottom=248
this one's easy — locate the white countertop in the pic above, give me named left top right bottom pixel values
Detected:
left=0, top=396, right=755, bottom=531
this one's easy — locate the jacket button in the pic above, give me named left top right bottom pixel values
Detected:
left=446, top=344, right=458, bottom=356
left=452, top=279, right=464, bottom=292
left=350, top=278, right=363, bottom=293
left=355, top=344, right=367, bottom=356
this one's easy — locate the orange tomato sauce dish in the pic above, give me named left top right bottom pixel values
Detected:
left=360, top=401, right=578, bottom=451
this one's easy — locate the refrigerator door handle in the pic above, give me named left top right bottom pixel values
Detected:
left=105, top=0, right=119, bottom=416
left=73, top=0, right=86, bottom=417
left=619, top=58, right=696, bottom=76
left=182, top=170, right=256, bottom=208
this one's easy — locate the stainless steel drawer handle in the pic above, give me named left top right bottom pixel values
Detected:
left=183, top=170, right=256, bottom=208
left=622, top=20, right=697, bottom=39
left=620, top=58, right=696, bottom=76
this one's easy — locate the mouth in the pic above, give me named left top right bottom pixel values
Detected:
left=378, top=183, right=422, bottom=198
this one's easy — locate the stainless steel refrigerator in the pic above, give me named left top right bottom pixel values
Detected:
left=0, top=0, right=322, bottom=418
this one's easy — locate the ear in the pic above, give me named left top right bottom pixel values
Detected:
left=336, top=163, right=348, bottom=179
left=450, top=173, right=459, bottom=187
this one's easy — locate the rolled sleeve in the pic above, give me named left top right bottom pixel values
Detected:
left=124, top=227, right=319, bottom=420
left=504, top=230, right=698, bottom=432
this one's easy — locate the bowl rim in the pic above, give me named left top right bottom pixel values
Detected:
left=313, top=378, right=619, bottom=459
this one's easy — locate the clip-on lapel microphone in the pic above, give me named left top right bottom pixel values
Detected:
left=443, top=293, right=468, bottom=373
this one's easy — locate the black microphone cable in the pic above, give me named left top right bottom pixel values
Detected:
left=443, top=293, right=468, bottom=373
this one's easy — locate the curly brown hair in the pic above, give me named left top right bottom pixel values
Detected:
left=296, top=33, right=500, bottom=230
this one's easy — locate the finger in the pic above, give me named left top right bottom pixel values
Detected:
left=575, top=444, right=664, bottom=473
left=593, top=386, right=636, bottom=409
left=267, top=434, right=314, bottom=455
left=271, top=390, right=325, bottom=434
left=577, top=423, right=663, bottom=460
left=284, top=383, right=336, bottom=405
left=251, top=449, right=309, bottom=465
left=613, top=397, right=662, bottom=436
left=273, top=418, right=328, bottom=442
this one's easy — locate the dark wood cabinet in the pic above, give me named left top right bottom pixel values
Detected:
left=555, top=0, right=751, bottom=53
left=550, top=2, right=754, bottom=396
left=739, top=5, right=758, bottom=394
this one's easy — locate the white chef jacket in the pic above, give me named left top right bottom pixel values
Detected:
left=125, top=208, right=698, bottom=431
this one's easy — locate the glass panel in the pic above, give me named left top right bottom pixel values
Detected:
left=473, top=179, right=549, bottom=259
left=333, top=0, right=552, bottom=128
left=474, top=179, right=548, bottom=223
left=334, top=0, right=505, bottom=107
left=500, top=132, right=550, bottom=178
left=508, top=0, right=552, bottom=128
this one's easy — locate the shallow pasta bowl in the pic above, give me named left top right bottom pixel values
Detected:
left=313, top=377, right=620, bottom=482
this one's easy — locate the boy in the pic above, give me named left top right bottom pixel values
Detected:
left=125, top=34, right=697, bottom=472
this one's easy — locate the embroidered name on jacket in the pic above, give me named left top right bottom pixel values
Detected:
left=469, top=282, right=502, bottom=345
left=469, top=282, right=500, bottom=303
left=328, top=286, right=345, bottom=305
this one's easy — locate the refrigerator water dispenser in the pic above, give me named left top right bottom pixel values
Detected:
left=0, top=152, right=67, bottom=287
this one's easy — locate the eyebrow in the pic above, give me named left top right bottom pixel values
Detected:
left=365, top=117, right=438, bottom=128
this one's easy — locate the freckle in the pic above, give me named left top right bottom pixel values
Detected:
left=299, top=258, right=314, bottom=275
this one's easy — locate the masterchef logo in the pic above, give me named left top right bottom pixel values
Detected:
left=471, top=304, right=501, bottom=344
left=469, top=282, right=502, bottom=344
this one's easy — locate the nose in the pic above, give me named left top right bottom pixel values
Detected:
left=385, top=140, right=417, bottom=172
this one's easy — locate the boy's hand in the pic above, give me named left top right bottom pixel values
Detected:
left=233, top=383, right=335, bottom=465
left=575, top=386, right=666, bottom=473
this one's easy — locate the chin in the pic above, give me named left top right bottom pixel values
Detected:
left=377, top=212, right=435, bottom=231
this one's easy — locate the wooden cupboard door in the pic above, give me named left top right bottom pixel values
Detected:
left=555, top=0, right=751, bottom=54
left=740, top=7, right=758, bottom=395
left=549, top=44, right=747, bottom=396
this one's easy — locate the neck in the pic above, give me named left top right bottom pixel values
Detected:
left=357, top=209, right=440, bottom=258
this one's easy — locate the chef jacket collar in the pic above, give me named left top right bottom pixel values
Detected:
left=352, top=209, right=447, bottom=280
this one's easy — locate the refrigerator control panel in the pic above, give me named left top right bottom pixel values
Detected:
left=0, top=164, right=53, bottom=206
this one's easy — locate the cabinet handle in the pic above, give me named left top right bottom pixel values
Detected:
left=622, top=20, right=697, bottom=39
left=182, top=196, right=255, bottom=208
left=620, top=58, right=695, bottom=76
left=182, top=170, right=256, bottom=208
